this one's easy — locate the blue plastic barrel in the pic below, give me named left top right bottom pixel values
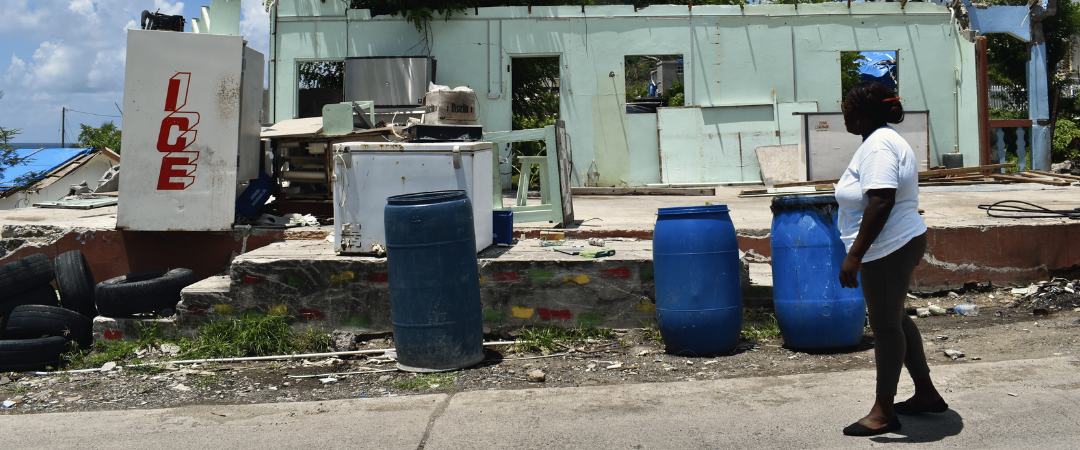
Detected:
left=385, top=190, right=484, bottom=372
left=770, top=195, right=865, bottom=348
left=653, top=205, right=743, bottom=356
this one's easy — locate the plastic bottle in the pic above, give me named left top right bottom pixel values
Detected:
left=928, top=304, right=947, bottom=316
left=954, top=304, right=979, bottom=316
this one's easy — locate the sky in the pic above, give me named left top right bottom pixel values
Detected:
left=0, top=0, right=270, bottom=143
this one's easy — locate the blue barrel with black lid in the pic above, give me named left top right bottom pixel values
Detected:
left=384, top=190, right=485, bottom=372
left=770, top=195, right=865, bottom=348
left=653, top=205, right=743, bottom=356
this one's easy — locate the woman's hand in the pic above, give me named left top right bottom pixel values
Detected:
left=840, top=253, right=862, bottom=289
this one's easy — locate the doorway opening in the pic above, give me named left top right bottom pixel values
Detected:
left=510, top=56, right=560, bottom=192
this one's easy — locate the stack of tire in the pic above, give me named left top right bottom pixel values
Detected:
left=0, top=251, right=97, bottom=372
left=0, top=251, right=195, bottom=372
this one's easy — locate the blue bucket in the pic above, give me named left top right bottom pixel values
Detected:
left=385, top=190, right=485, bottom=372
left=653, top=205, right=743, bottom=356
left=492, top=210, right=514, bottom=245
left=770, top=195, right=866, bottom=348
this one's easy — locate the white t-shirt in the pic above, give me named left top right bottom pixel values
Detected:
left=835, top=126, right=926, bottom=262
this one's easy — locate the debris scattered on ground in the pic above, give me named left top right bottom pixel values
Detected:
left=526, top=370, right=546, bottom=382
left=944, top=349, right=965, bottom=360
left=1007, top=278, right=1080, bottom=312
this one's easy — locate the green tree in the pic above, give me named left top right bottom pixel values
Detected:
left=298, top=61, right=344, bottom=89
left=76, top=121, right=122, bottom=152
left=840, top=51, right=870, bottom=99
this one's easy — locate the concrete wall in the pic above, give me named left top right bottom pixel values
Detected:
left=270, top=2, right=979, bottom=186
left=0, top=155, right=116, bottom=210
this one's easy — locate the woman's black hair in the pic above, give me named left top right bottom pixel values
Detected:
left=845, top=81, right=904, bottom=125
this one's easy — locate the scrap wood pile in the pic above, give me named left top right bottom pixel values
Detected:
left=740, top=163, right=1080, bottom=197
left=1006, top=278, right=1080, bottom=313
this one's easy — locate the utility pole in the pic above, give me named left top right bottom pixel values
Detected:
left=61, top=106, right=66, bottom=148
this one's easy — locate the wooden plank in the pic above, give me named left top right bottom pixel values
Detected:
left=926, top=175, right=986, bottom=182
left=773, top=164, right=1017, bottom=188
left=554, top=120, right=575, bottom=225
left=987, top=119, right=1032, bottom=128
left=917, top=163, right=1015, bottom=178
left=988, top=174, right=1070, bottom=186
left=482, top=128, right=548, bottom=144
left=571, top=187, right=716, bottom=196
left=918, top=180, right=1012, bottom=187
left=771, top=179, right=839, bottom=188
left=1028, top=170, right=1080, bottom=181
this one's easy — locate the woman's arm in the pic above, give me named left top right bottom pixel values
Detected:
left=839, top=188, right=897, bottom=289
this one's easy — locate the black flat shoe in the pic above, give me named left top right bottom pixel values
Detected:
left=843, top=418, right=902, bottom=436
left=894, top=397, right=949, bottom=415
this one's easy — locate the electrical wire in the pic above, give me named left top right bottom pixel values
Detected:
left=64, top=108, right=122, bottom=118
left=978, top=200, right=1080, bottom=220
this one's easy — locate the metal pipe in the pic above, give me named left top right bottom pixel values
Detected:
left=280, top=170, right=327, bottom=181
left=29, top=342, right=521, bottom=376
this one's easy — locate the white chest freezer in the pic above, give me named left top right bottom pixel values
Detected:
left=331, top=142, right=493, bottom=254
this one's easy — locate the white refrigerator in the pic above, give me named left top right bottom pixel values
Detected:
left=331, top=142, right=494, bottom=254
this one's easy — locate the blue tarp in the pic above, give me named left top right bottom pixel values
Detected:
left=0, top=148, right=92, bottom=188
left=858, top=51, right=898, bottom=89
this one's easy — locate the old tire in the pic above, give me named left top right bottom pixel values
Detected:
left=2, top=305, right=93, bottom=349
left=0, top=254, right=55, bottom=300
left=54, top=250, right=98, bottom=319
left=0, top=283, right=60, bottom=320
left=0, top=336, right=67, bottom=372
left=94, top=268, right=195, bottom=317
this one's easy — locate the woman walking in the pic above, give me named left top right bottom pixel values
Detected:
left=836, top=81, right=948, bottom=437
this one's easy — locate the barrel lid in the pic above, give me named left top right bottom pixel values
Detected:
left=387, top=190, right=468, bottom=205
left=770, top=195, right=838, bottom=212
left=657, top=204, right=730, bottom=216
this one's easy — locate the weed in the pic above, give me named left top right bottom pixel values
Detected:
left=740, top=311, right=781, bottom=341
left=58, top=374, right=70, bottom=382
left=177, top=315, right=298, bottom=359
left=639, top=319, right=663, bottom=345
left=136, top=321, right=165, bottom=348
left=63, top=339, right=139, bottom=369
left=13, top=385, right=29, bottom=393
left=510, top=324, right=617, bottom=353
left=195, top=375, right=221, bottom=389
left=294, top=326, right=334, bottom=354
left=395, top=373, right=457, bottom=390
left=83, top=381, right=97, bottom=389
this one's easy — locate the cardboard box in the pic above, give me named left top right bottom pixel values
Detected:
left=423, top=90, right=478, bottom=125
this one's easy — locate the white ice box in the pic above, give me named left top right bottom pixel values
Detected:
left=331, top=141, right=493, bottom=254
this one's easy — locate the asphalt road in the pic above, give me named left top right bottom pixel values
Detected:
left=3, top=357, right=1077, bottom=449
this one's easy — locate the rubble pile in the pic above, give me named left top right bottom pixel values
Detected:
left=1007, top=278, right=1080, bottom=312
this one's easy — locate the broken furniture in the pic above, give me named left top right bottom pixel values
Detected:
left=483, top=120, right=574, bottom=226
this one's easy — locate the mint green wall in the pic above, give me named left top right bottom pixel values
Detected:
left=271, top=2, right=977, bottom=186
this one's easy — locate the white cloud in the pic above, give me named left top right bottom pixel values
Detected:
left=153, top=0, right=185, bottom=16
left=0, top=0, right=268, bottom=141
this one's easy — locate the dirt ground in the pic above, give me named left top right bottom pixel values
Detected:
left=2, top=288, right=1079, bottom=416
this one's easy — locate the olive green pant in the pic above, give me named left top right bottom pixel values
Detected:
left=860, top=233, right=930, bottom=397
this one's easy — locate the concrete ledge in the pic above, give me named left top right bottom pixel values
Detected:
left=92, top=316, right=187, bottom=342
left=175, top=240, right=751, bottom=333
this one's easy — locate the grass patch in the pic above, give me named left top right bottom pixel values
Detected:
left=510, top=324, right=617, bottom=353
left=740, top=310, right=781, bottom=341
left=395, top=373, right=457, bottom=390
left=61, top=315, right=336, bottom=370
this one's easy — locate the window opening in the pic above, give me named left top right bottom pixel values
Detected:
left=625, top=55, right=683, bottom=113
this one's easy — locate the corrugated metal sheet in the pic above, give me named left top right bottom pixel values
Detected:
left=0, top=148, right=91, bottom=188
